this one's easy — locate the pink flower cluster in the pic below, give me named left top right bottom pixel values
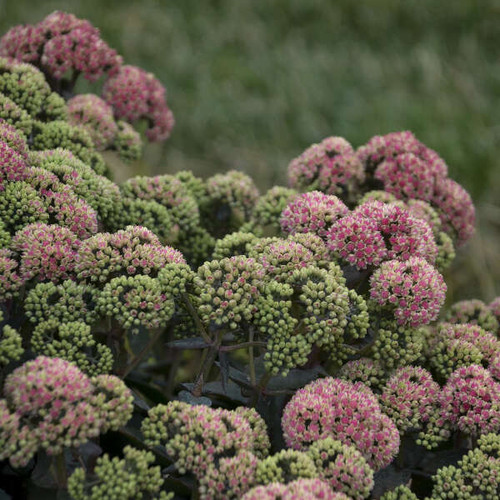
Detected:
left=102, top=65, right=174, bottom=142
left=0, top=249, right=24, bottom=302
left=0, top=120, right=28, bottom=159
left=281, top=377, right=400, bottom=471
left=25, top=167, right=99, bottom=239
left=438, top=364, right=500, bottom=436
left=76, top=225, right=185, bottom=285
left=11, top=223, right=80, bottom=283
left=327, top=202, right=438, bottom=270
left=0, top=356, right=133, bottom=467
left=0, top=140, right=29, bottom=191
left=280, top=191, right=348, bottom=238
left=490, top=297, right=500, bottom=327
left=379, top=366, right=440, bottom=433
left=0, top=11, right=122, bottom=81
left=243, top=479, right=347, bottom=500
left=287, top=136, right=354, bottom=189
left=369, top=257, right=446, bottom=327
left=432, top=178, right=475, bottom=247
left=67, top=94, right=118, bottom=150
left=437, top=323, right=500, bottom=363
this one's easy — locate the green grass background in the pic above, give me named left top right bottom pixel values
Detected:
left=1, top=0, right=499, bottom=301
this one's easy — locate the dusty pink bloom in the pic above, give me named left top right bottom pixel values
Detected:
left=438, top=364, right=500, bottom=436
left=326, top=213, right=387, bottom=269
left=0, top=249, right=24, bottom=302
left=369, top=257, right=446, bottom=327
left=280, top=191, right=348, bottom=238
left=489, top=352, right=500, bottom=381
left=67, top=94, right=118, bottom=150
left=489, top=297, right=500, bottom=329
left=374, top=152, right=436, bottom=202
left=243, top=479, right=347, bottom=500
left=103, top=64, right=174, bottom=142
left=0, top=140, right=29, bottom=190
left=379, top=366, right=440, bottom=433
left=432, top=177, right=475, bottom=246
left=11, top=223, right=80, bottom=283
left=288, top=136, right=354, bottom=190
left=76, top=226, right=184, bottom=285
left=0, top=120, right=28, bottom=159
left=282, top=377, right=400, bottom=471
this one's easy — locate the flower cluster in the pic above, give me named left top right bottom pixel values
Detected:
left=243, top=479, right=346, bottom=500
left=76, top=226, right=184, bottom=285
left=103, top=64, right=174, bottom=142
left=379, top=366, right=440, bottom=434
left=280, top=191, right=348, bottom=238
left=194, top=256, right=264, bottom=329
left=0, top=119, right=28, bottom=159
left=0, top=356, right=133, bottom=467
left=31, top=319, right=113, bottom=375
left=0, top=11, right=121, bottom=82
left=338, top=358, right=388, bottom=391
left=438, top=364, right=500, bottom=436
left=68, top=445, right=173, bottom=500
left=308, top=437, right=374, bottom=499
left=255, top=449, right=318, bottom=484
left=0, top=139, right=29, bottom=189
left=0, top=310, right=23, bottom=365
left=0, top=249, right=24, bottom=302
left=282, top=377, right=400, bottom=471
left=142, top=401, right=269, bottom=498
left=369, top=257, right=446, bottom=327
left=445, top=299, right=499, bottom=333
left=11, top=223, right=81, bottom=283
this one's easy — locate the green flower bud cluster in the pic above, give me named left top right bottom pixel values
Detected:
left=195, top=256, right=264, bottom=329
left=234, top=406, right=271, bottom=459
left=255, top=281, right=306, bottom=376
left=106, top=196, right=175, bottom=243
left=121, top=175, right=200, bottom=233
left=31, top=120, right=102, bottom=171
left=212, top=231, right=258, bottom=260
left=430, top=448, right=500, bottom=499
left=380, top=485, right=418, bottom=500
left=477, top=433, right=500, bottom=459
left=97, top=274, right=175, bottom=333
left=370, top=319, right=424, bottom=370
left=175, top=170, right=209, bottom=207
left=338, top=358, right=388, bottom=392
left=114, top=120, right=143, bottom=162
left=249, top=186, right=298, bottom=235
left=342, top=289, right=370, bottom=350
left=255, top=449, right=318, bottom=485
left=141, top=401, right=267, bottom=483
left=201, top=170, right=260, bottom=237
left=0, top=180, right=48, bottom=234
left=31, top=319, right=113, bottom=375
left=25, top=280, right=99, bottom=326
left=0, top=57, right=67, bottom=121
left=68, top=445, right=172, bottom=500
left=416, top=411, right=452, bottom=450
left=434, top=231, right=456, bottom=273
left=176, top=225, right=216, bottom=268
left=308, top=437, right=374, bottom=499
left=0, top=93, right=33, bottom=135
left=0, top=310, right=23, bottom=365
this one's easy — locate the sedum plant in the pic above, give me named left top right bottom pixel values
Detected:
left=0, top=9, right=498, bottom=500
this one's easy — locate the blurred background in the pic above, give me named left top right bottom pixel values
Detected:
left=1, top=0, right=499, bottom=302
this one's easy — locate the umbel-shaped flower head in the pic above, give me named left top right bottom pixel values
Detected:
left=0, top=356, right=133, bottom=468
left=103, top=64, right=174, bottom=142
left=369, top=257, right=446, bottom=327
left=282, top=377, right=400, bottom=471
left=243, top=479, right=350, bottom=500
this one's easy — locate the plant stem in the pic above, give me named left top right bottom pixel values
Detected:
left=248, top=328, right=256, bottom=387
left=182, top=293, right=212, bottom=344
left=250, top=370, right=272, bottom=407
left=192, top=330, right=223, bottom=397
left=219, top=341, right=267, bottom=352
left=120, top=326, right=166, bottom=378
left=53, top=452, right=67, bottom=489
